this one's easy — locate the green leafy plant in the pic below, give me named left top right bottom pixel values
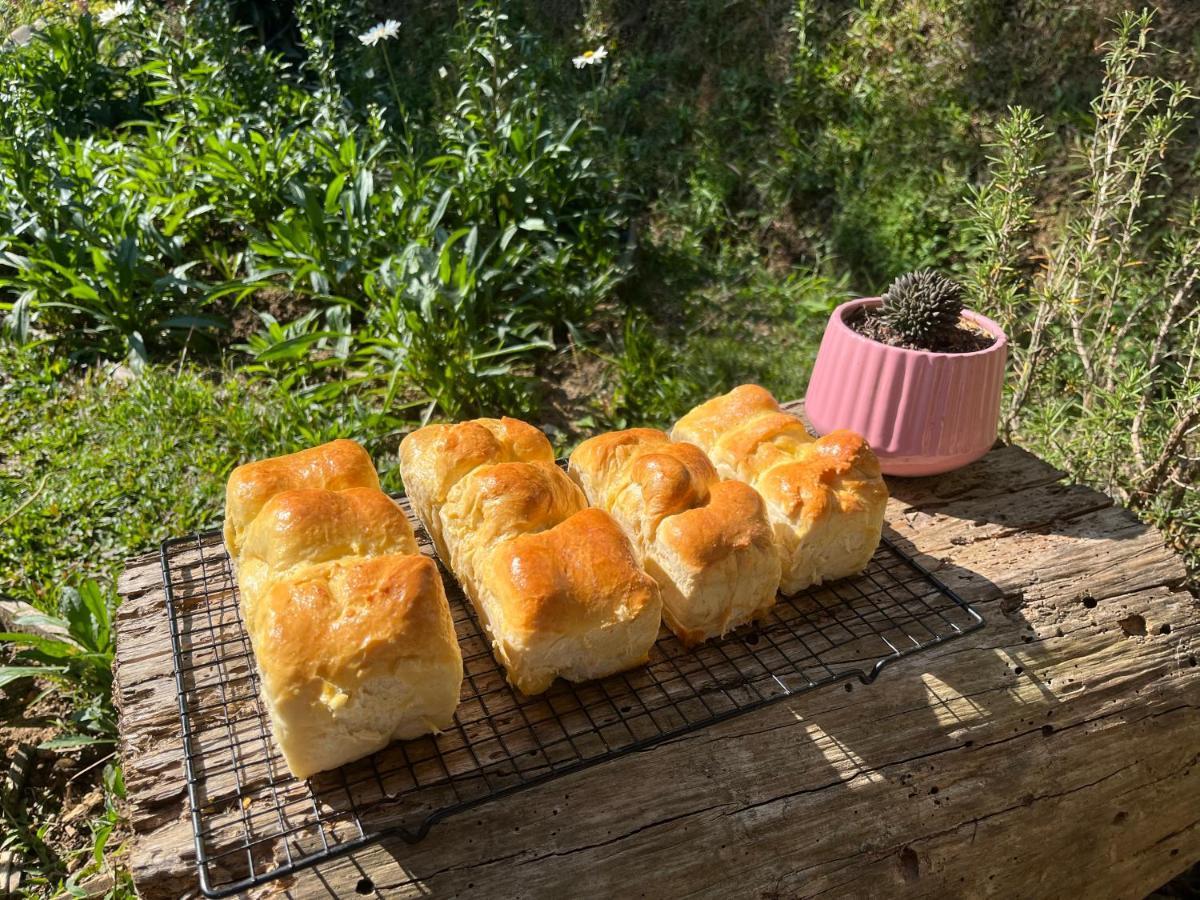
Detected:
left=962, top=106, right=1047, bottom=338
left=364, top=234, right=554, bottom=420
left=599, top=309, right=700, bottom=429
left=877, top=269, right=965, bottom=346
left=57, top=761, right=130, bottom=898
left=235, top=308, right=351, bottom=392
left=0, top=580, right=116, bottom=742
left=0, top=21, right=227, bottom=351
left=0, top=15, right=150, bottom=138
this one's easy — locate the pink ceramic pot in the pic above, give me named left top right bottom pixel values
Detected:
left=805, top=297, right=1007, bottom=477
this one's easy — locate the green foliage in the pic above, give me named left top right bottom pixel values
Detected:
left=0, top=15, right=150, bottom=137
left=964, top=10, right=1200, bottom=568
left=878, top=270, right=965, bottom=346
left=60, top=761, right=130, bottom=898
left=0, top=0, right=46, bottom=35
left=606, top=254, right=848, bottom=427
left=962, top=105, right=1047, bottom=335
left=602, top=309, right=701, bottom=429
left=764, top=0, right=977, bottom=282
left=2, top=1, right=1199, bottom=891
left=0, top=580, right=116, bottom=741
left=364, top=237, right=555, bottom=421
left=0, top=344, right=375, bottom=614
left=0, top=7, right=267, bottom=364
left=0, top=125, right=225, bottom=365
left=0, top=0, right=625, bottom=415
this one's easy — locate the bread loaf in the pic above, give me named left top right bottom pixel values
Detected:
left=224, top=440, right=462, bottom=779
left=568, top=429, right=780, bottom=646
left=397, top=417, right=553, bottom=563
left=671, top=385, right=888, bottom=594
left=253, top=554, right=462, bottom=779
left=399, top=420, right=662, bottom=695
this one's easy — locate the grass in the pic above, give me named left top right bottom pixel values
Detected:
left=0, top=343, right=429, bottom=609
left=0, top=0, right=1197, bottom=895
left=5, top=353, right=268, bottom=609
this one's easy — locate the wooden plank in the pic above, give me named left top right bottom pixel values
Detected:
left=113, top=419, right=1200, bottom=899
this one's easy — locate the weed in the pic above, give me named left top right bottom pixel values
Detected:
left=0, top=580, right=116, bottom=742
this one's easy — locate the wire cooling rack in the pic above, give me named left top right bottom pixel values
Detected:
left=162, top=500, right=984, bottom=897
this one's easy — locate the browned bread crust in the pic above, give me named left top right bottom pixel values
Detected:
left=254, top=554, right=462, bottom=779
left=399, top=420, right=662, bottom=695
left=569, top=428, right=780, bottom=646
left=672, top=385, right=888, bottom=593
left=223, top=440, right=462, bottom=778
left=223, top=439, right=379, bottom=559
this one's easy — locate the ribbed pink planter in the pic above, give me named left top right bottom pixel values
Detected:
left=805, top=297, right=1007, bottom=477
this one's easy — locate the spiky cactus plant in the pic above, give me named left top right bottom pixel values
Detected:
left=878, top=270, right=964, bottom=346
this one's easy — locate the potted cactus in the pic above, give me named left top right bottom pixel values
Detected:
left=805, top=271, right=1007, bottom=477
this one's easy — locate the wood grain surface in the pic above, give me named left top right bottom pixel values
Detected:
left=114, top=403, right=1200, bottom=899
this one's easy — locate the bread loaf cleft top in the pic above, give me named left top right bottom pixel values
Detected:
left=486, top=508, right=662, bottom=694
left=569, top=428, right=780, bottom=646
left=224, top=439, right=379, bottom=560
left=672, top=385, right=888, bottom=594
left=236, top=486, right=420, bottom=624
left=398, top=417, right=553, bottom=560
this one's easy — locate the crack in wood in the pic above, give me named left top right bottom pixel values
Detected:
left=519, top=803, right=728, bottom=866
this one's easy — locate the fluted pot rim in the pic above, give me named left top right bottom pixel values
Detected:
left=833, top=296, right=1007, bottom=359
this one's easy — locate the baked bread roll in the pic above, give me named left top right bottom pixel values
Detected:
left=671, top=385, right=888, bottom=594
left=568, top=429, right=780, bottom=646
left=253, top=554, right=461, bottom=779
left=223, top=440, right=463, bottom=779
left=235, top=486, right=419, bottom=623
left=224, top=439, right=380, bottom=560
left=399, top=420, right=662, bottom=695
left=398, top=417, right=554, bottom=563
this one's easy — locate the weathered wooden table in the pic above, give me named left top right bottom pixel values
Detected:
left=115, top=404, right=1200, bottom=899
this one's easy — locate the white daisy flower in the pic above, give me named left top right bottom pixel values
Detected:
left=572, top=45, right=607, bottom=68
left=98, top=1, right=135, bottom=25
left=358, top=19, right=401, bottom=47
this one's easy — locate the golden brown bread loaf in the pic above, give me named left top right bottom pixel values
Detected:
left=223, top=440, right=462, bottom=779
left=398, top=418, right=554, bottom=563
left=671, top=385, right=888, bottom=594
left=236, top=486, right=420, bottom=623
left=253, top=554, right=461, bottom=779
left=568, top=429, right=780, bottom=646
left=399, top=420, right=662, bottom=695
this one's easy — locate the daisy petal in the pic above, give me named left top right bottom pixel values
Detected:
left=572, top=45, right=608, bottom=68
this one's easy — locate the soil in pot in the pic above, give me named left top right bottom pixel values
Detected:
left=847, top=306, right=996, bottom=354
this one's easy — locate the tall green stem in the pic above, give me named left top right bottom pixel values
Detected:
left=382, top=46, right=403, bottom=119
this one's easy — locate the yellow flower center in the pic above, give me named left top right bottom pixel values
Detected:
left=583, top=51, right=595, bottom=59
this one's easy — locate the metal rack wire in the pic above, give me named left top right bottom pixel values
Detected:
left=162, top=501, right=983, bottom=898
